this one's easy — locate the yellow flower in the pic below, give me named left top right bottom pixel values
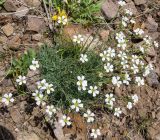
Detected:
left=52, top=15, right=58, bottom=21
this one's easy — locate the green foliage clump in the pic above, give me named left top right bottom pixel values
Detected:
left=38, top=41, right=105, bottom=109
left=0, top=0, right=5, bottom=10
left=52, top=0, right=103, bottom=25
left=8, top=49, right=36, bottom=77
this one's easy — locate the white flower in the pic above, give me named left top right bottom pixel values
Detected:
left=1, top=93, right=14, bottom=106
left=88, top=86, right=99, bottom=97
left=107, top=47, right=116, bottom=58
left=32, top=90, right=41, bottom=96
left=90, top=129, right=101, bottom=139
left=37, top=79, right=47, bottom=90
left=116, top=32, right=126, bottom=42
left=131, top=55, right=140, bottom=65
left=104, top=63, right=114, bottom=73
left=63, top=0, right=68, bottom=3
left=144, top=35, right=152, bottom=45
left=70, top=99, right=83, bottom=112
left=122, top=20, right=127, bottom=27
left=112, top=76, right=122, bottom=87
left=127, top=102, right=133, bottom=109
left=118, top=51, right=127, bottom=60
left=131, top=64, right=139, bottom=74
left=83, top=109, right=95, bottom=123
left=73, top=34, right=84, bottom=44
left=130, top=18, right=136, bottom=24
left=125, top=9, right=133, bottom=16
left=140, top=61, right=144, bottom=69
left=134, top=28, right=144, bottom=36
left=100, top=48, right=115, bottom=62
left=57, top=16, right=67, bottom=25
left=117, top=42, right=127, bottom=50
left=123, top=73, right=131, bottom=85
left=116, top=32, right=127, bottom=50
left=29, top=58, right=39, bottom=71
left=46, top=105, right=56, bottom=116
left=118, top=0, right=126, bottom=6
left=45, top=83, right=55, bottom=94
left=154, top=41, right=159, bottom=48
left=121, top=60, right=129, bottom=69
left=100, top=51, right=108, bottom=61
left=16, top=75, right=26, bottom=85
left=139, top=46, right=144, bottom=53
left=135, top=77, right=144, bottom=86
left=59, top=115, right=71, bottom=127
left=80, top=54, right=88, bottom=63
left=114, top=107, right=122, bottom=117
left=131, top=94, right=138, bottom=105
left=143, top=63, right=153, bottom=77
left=105, top=93, right=115, bottom=109
left=77, top=76, right=87, bottom=91
left=34, top=93, right=46, bottom=106
left=122, top=16, right=129, bottom=27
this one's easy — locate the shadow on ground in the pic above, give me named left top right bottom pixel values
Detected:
left=0, top=125, right=15, bottom=140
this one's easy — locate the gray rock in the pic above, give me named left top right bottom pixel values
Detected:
left=3, top=0, right=19, bottom=12
left=0, top=36, right=7, bottom=44
left=32, top=34, right=42, bottom=41
left=99, top=30, right=110, bottom=41
left=124, top=1, right=138, bottom=15
left=134, top=0, right=146, bottom=5
left=155, top=134, right=160, bottom=140
left=147, top=47, right=156, bottom=57
left=146, top=70, right=159, bottom=88
left=8, top=34, right=21, bottom=50
left=10, top=108, right=24, bottom=123
left=17, top=132, right=40, bottom=140
left=1, top=23, right=14, bottom=37
left=15, top=6, right=29, bottom=18
left=26, top=16, right=45, bottom=33
left=146, top=16, right=158, bottom=32
left=101, top=0, right=118, bottom=20
left=24, top=0, right=41, bottom=7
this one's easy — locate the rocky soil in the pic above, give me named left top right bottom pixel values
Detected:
left=0, top=0, right=160, bottom=140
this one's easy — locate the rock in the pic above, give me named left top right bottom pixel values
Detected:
left=26, top=69, right=40, bottom=91
left=8, top=34, right=21, bottom=50
left=53, top=112, right=65, bottom=140
left=0, top=36, right=7, bottom=44
left=63, top=24, right=91, bottom=37
left=0, top=15, right=12, bottom=24
left=124, top=1, right=138, bottom=15
left=147, top=47, right=156, bottom=57
left=138, top=108, right=147, bottom=118
left=156, top=111, right=160, bottom=120
left=99, top=30, right=110, bottom=41
left=15, top=6, right=29, bottom=18
left=146, top=70, right=159, bottom=88
left=24, top=0, right=41, bottom=7
left=148, top=123, right=160, bottom=140
left=146, top=16, right=158, bottom=32
left=32, top=34, right=42, bottom=41
left=101, top=0, right=118, bottom=20
left=26, top=16, right=45, bottom=33
left=155, top=134, right=160, bottom=140
left=1, top=23, right=14, bottom=37
left=17, top=132, right=40, bottom=140
left=148, top=32, right=159, bottom=40
left=114, top=87, right=121, bottom=97
left=3, top=0, right=19, bottom=12
left=10, top=108, right=24, bottom=123
left=134, top=0, right=146, bottom=5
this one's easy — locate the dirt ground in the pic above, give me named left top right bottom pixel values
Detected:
left=0, top=0, right=160, bottom=140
